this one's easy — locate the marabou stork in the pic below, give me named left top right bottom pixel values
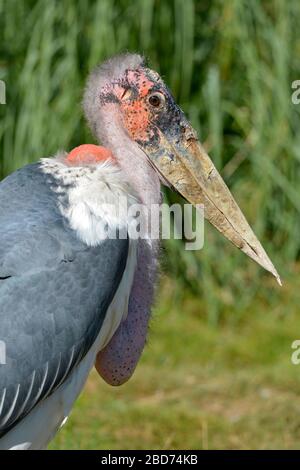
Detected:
left=0, top=54, right=280, bottom=449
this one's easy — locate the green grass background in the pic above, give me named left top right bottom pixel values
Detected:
left=1, top=0, right=300, bottom=449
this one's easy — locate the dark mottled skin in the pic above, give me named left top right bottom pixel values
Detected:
left=98, top=66, right=186, bottom=153
left=0, top=163, right=128, bottom=436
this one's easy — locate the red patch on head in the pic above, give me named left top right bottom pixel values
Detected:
left=66, top=144, right=115, bottom=165
left=122, top=100, right=151, bottom=141
left=119, top=70, right=155, bottom=142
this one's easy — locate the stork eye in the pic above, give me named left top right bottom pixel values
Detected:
left=148, top=92, right=165, bottom=108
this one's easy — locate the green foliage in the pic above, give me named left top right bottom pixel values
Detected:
left=1, top=0, right=299, bottom=321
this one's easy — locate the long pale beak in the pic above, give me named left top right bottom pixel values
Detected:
left=148, top=124, right=281, bottom=285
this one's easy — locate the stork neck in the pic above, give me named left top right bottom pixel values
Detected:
left=94, top=108, right=160, bottom=385
left=97, top=108, right=161, bottom=207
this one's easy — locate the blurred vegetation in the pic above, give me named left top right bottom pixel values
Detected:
left=1, top=0, right=299, bottom=322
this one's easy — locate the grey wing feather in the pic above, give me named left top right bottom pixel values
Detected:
left=0, top=163, right=129, bottom=436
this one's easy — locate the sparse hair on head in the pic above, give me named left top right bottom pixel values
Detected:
left=83, top=53, right=145, bottom=135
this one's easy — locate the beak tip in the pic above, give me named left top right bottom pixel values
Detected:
left=273, top=271, right=282, bottom=287
left=241, top=241, right=281, bottom=287
left=260, top=259, right=282, bottom=287
left=262, top=260, right=282, bottom=287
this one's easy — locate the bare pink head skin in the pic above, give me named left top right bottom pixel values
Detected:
left=83, top=53, right=163, bottom=207
left=82, top=54, right=164, bottom=385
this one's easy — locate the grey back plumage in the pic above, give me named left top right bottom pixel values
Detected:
left=0, top=163, right=128, bottom=436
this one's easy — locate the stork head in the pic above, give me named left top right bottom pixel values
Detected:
left=83, top=53, right=280, bottom=284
